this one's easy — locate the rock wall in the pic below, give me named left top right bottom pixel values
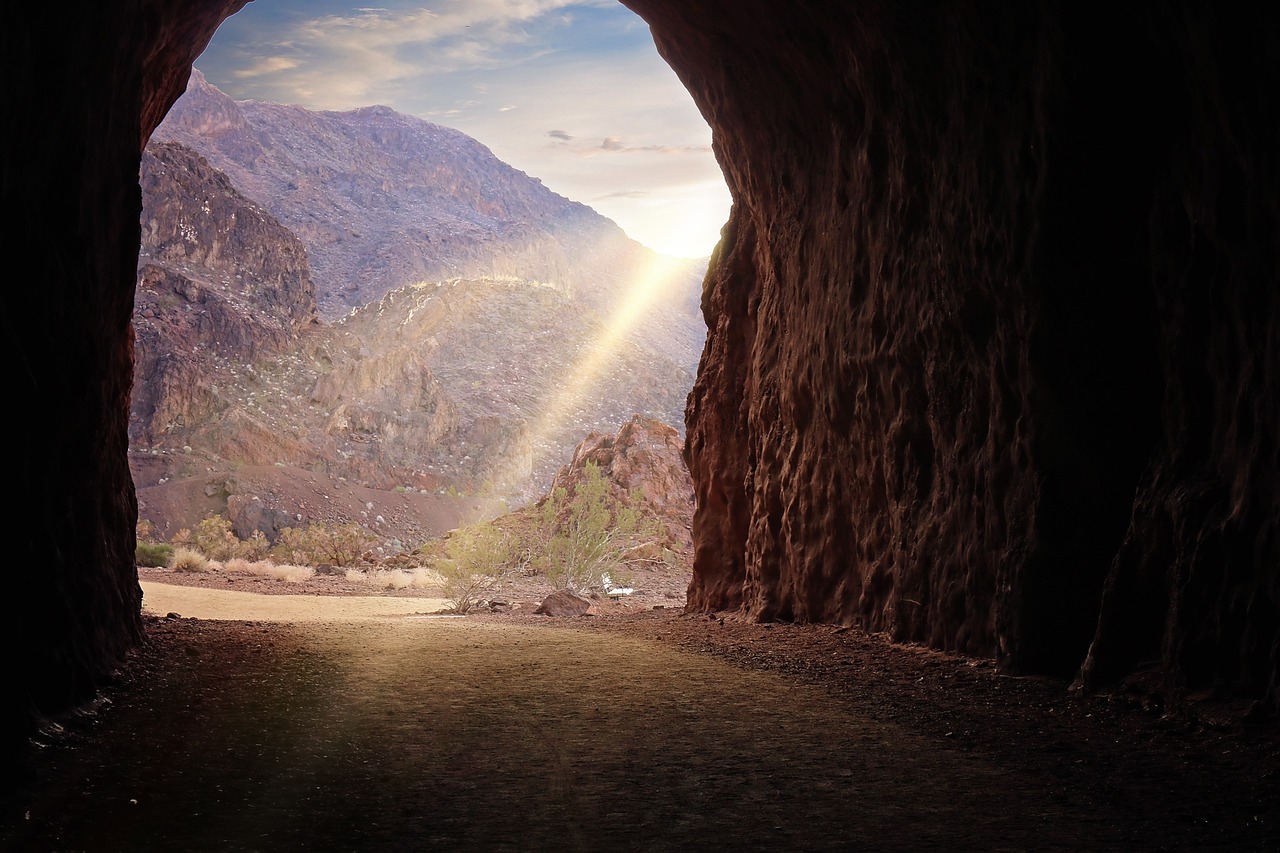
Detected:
left=625, top=0, right=1279, bottom=701
left=2, top=0, right=247, bottom=763
left=3, top=0, right=1277, bottom=762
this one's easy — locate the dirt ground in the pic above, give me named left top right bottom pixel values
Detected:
left=3, top=575, right=1277, bottom=852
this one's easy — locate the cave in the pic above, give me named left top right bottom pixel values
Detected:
left=3, top=0, right=1276, bottom=768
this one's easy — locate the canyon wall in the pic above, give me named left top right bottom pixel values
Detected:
left=625, top=0, right=1278, bottom=700
left=3, top=0, right=1277, bottom=760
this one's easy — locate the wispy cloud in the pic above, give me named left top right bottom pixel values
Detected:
left=547, top=129, right=574, bottom=141
left=594, top=136, right=710, bottom=155
left=594, top=190, right=648, bottom=199
left=232, top=56, right=301, bottom=78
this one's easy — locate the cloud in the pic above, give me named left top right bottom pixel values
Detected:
left=593, top=136, right=711, bottom=156
left=232, top=56, right=301, bottom=78
left=594, top=190, right=648, bottom=199
left=547, top=129, right=573, bottom=141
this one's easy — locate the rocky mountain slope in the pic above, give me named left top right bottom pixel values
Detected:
left=131, top=77, right=706, bottom=539
left=152, top=69, right=703, bottom=324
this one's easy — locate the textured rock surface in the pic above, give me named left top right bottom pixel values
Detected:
left=626, top=0, right=1279, bottom=702
left=4, top=0, right=1279, bottom=762
left=133, top=141, right=317, bottom=444
left=2, top=0, right=247, bottom=765
left=549, top=414, right=695, bottom=551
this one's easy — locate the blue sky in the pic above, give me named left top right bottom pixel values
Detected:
left=195, top=0, right=730, bottom=258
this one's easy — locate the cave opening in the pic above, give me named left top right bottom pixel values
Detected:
left=4, top=1, right=1277, bottom=783
left=128, top=0, right=728, bottom=615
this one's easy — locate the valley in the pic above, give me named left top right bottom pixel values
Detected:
left=130, top=70, right=707, bottom=552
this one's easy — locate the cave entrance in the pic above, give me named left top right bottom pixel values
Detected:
left=131, top=0, right=726, bottom=613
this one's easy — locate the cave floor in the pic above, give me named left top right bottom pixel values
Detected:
left=4, top=601, right=1277, bottom=852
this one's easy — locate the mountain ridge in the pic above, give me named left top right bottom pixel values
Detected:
left=153, top=69, right=693, bottom=321
left=131, top=74, right=707, bottom=542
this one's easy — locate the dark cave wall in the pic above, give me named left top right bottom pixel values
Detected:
left=626, top=0, right=1279, bottom=700
left=2, top=0, right=245, bottom=755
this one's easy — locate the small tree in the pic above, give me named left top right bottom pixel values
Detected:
left=433, top=521, right=513, bottom=613
left=533, top=461, right=662, bottom=592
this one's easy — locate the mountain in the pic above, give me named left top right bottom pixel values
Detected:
left=152, top=69, right=703, bottom=326
left=131, top=74, right=707, bottom=540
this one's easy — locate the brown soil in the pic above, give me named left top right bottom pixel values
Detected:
left=4, top=578, right=1277, bottom=852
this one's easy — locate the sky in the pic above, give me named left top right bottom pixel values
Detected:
left=195, top=0, right=731, bottom=259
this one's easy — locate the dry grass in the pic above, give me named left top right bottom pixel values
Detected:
left=169, top=547, right=210, bottom=573
left=347, top=568, right=443, bottom=591
left=221, top=557, right=314, bottom=583
left=256, top=563, right=315, bottom=583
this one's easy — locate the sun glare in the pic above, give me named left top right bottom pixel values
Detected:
left=617, top=182, right=730, bottom=259
left=468, top=251, right=694, bottom=522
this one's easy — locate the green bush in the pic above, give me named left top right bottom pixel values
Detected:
left=136, top=540, right=174, bottom=568
left=190, top=515, right=243, bottom=561
left=531, top=461, right=657, bottom=592
left=432, top=522, right=513, bottom=613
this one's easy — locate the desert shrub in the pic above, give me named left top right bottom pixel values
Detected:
left=237, top=530, right=272, bottom=561
left=433, top=521, right=513, bottom=613
left=136, top=518, right=157, bottom=542
left=529, top=461, right=658, bottom=592
left=223, top=557, right=253, bottom=574
left=350, top=567, right=440, bottom=590
left=271, top=522, right=377, bottom=567
left=136, top=540, right=173, bottom=568
left=169, top=547, right=210, bottom=573
left=377, top=569, right=414, bottom=590
left=190, top=515, right=243, bottom=562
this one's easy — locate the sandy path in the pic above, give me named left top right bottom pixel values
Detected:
left=140, top=581, right=451, bottom=621
left=7, top=596, right=1120, bottom=852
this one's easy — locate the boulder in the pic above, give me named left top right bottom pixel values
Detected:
left=533, top=589, right=593, bottom=617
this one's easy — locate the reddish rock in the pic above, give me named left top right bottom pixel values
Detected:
left=533, top=589, right=593, bottom=617
left=549, top=414, right=695, bottom=550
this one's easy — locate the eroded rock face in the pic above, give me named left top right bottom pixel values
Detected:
left=3, top=0, right=249, bottom=760
left=549, top=414, right=695, bottom=552
left=133, top=140, right=317, bottom=445
left=626, top=0, right=1279, bottom=701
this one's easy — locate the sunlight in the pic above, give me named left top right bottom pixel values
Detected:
left=608, top=178, right=730, bottom=258
left=470, top=250, right=694, bottom=520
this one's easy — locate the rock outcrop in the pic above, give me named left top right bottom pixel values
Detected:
left=132, top=141, right=317, bottom=444
left=548, top=415, right=695, bottom=551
